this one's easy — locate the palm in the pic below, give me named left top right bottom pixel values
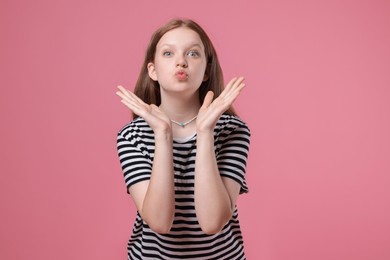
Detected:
left=116, top=86, right=171, bottom=132
left=197, top=77, right=245, bottom=132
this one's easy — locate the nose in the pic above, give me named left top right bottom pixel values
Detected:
left=176, top=55, right=188, bottom=68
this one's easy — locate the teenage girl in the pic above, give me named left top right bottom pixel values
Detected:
left=116, top=19, right=250, bottom=260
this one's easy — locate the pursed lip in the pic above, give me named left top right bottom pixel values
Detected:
left=175, top=70, right=188, bottom=78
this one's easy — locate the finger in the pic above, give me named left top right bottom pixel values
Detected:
left=224, top=83, right=245, bottom=103
left=117, top=86, right=140, bottom=104
left=116, top=91, right=130, bottom=101
left=229, top=77, right=245, bottom=92
left=150, top=104, right=159, bottom=109
left=220, top=77, right=244, bottom=98
left=116, top=90, right=133, bottom=103
left=120, top=99, right=138, bottom=113
left=227, top=76, right=244, bottom=88
left=117, top=85, right=131, bottom=96
left=219, top=77, right=236, bottom=98
left=225, top=77, right=238, bottom=90
left=116, top=91, right=142, bottom=110
left=118, top=85, right=146, bottom=105
left=226, top=82, right=245, bottom=98
left=150, top=104, right=161, bottom=113
left=119, top=92, right=151, bottom=116
left=121, top=99, right=151, bottom=118
left=201, top=91, right=214, bottom=109
left=117, top=87, right=136, bottom=104
left=224, top=77, right=245, bottom=97
left=124, top=88, right=147, bottom=105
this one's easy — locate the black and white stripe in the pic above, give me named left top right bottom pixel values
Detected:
left=117, top=114, right=250, bottom=260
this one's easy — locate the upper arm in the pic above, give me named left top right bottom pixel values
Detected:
left=217, top=121, right=251, bottom=195
left=221, top=177, right=241, bottom=211
left=117, top=131, right=152, bottom=210
left=128, top=180, right=149, bottom=213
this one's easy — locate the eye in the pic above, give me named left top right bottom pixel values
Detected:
left=163, top=51, right=173, bottom=57
left=187, top=50, right=200, bottom=57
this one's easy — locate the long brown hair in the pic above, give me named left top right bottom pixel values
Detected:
left=133, top=19, right=237, bottom=119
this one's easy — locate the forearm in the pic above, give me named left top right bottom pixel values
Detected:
left=194, top=131, right=233, bottom=234
left=142, top=132, right=175, bottom=233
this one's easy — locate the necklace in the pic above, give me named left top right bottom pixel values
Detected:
left=171, top=115, right=197, bottom=127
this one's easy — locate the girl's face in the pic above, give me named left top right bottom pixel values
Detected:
left=148, top=27, right=208, bottom=98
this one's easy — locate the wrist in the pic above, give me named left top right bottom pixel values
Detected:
left=196, top=130, right=214, bottom=141
left=196, top=126, right=214, bottom=136
left=154, top=130, right=173, bottom=142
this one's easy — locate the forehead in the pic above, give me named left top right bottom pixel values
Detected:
left=157, top=27, right=204, bottom=49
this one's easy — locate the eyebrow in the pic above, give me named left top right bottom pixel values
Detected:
left=159, top=43, right=204, bottom=49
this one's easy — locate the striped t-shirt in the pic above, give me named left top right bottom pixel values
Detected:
left=116, top=114, right=251, bottom=259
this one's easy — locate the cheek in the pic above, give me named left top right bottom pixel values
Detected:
left=196, top=64, right=207, bottom=77
left=154, top=64, right=169, bottom=78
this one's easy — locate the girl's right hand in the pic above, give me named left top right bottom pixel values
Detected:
left=116, top=86, right=172, bottom=135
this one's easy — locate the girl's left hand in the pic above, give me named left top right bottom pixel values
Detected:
left=196, top=77, right=245, bottom=133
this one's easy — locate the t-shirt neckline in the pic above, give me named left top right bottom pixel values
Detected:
left=173, top=132, right=197, bottom=143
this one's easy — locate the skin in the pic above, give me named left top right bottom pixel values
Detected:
left=116, top=27, right=245, bottom=234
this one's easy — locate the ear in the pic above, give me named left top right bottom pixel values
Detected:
left=203, top=64, right=210, bottom=82
left=147, top=62, right=158, bottom=81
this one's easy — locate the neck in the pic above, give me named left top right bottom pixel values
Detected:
left=159, top=92, right=201, bottom=122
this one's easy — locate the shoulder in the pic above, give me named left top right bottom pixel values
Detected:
left=215, top=114, right=251, bottom=137
left=117, top=117, right=153, bottom=141
left=116, top=117, right=154, bottom=158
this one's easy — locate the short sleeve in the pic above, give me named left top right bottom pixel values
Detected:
left=216, top=121, right=251, bottom=194
left=116, top=130, right=153, bottom=194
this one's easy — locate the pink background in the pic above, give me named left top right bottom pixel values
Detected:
left=1, top=0, right=389, bottom=259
